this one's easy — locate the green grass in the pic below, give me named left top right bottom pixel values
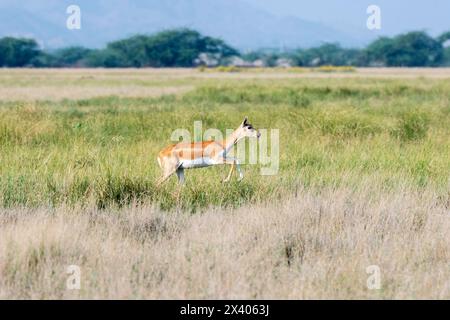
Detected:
left=0, top=76, right=449, bottom=210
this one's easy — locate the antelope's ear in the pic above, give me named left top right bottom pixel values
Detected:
left=242, top=116, right=248, bottom=127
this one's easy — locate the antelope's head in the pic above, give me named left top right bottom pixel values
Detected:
left=237, top=117, right=260, bottom=139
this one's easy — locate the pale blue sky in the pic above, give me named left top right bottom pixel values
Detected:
left=245, top=0, right=450, bottom=36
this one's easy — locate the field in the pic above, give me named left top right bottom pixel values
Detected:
left=0, top=68, right=449, bottom=299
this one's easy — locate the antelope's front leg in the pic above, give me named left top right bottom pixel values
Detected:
left=218, top=157, right=243, bottom=182
left=224, top=161, right=235, bottom=182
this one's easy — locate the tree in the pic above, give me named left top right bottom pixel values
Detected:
left=30, top=52, right=57, bottom=67
left=107, top=35, right=149, bottom=67
left=438, top=31, right=450, bottom=66
left=105, top=29, right=239, bottom=67
left=292, top=43, right=361, bottom=66
left=443, top=47, right=450, bottom=66
left=85, top=49, right=127, bottom=68
left=1, top=30, right=448, bottom=68
left=0, top=37, right=40, bottom=67
left=241, top=50, right=282, bottom=67
left=53, top=46, right=92, bottom=67
left=437, top=31, right=450, bottom=44
left=365, top=32, right=443, bottom=67
left=143, top=29, right=238, bottom=67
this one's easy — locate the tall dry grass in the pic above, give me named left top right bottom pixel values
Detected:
left=1, top=183, right=448, bottom=299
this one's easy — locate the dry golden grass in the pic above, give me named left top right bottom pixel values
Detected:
left=1, top=184, right=448, bottom=299
left=0, top=85, right=193, bottom=102
left=2, top=68, right=450, bottom=101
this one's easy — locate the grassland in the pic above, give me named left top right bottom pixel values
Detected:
left=0, top=68, right=449, bottom=299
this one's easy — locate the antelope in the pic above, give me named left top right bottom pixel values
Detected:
left=156, top=117, right=260, bottom=186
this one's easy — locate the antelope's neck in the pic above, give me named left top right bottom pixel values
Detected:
left=222, top=130, right=240, bottom=156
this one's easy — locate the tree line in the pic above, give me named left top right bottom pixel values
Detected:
left=1, top=28, right=450, bottom=68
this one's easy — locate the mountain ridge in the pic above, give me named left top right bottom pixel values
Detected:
left=0, top=0, right=364, bottom=50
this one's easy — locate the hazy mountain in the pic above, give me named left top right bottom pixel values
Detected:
left=0, top=0, right=365, bottom=50
left=245, top=0, right=450, bottom=38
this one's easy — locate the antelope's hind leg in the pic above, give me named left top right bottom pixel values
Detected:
left=176, top=167, right=185, bottom=184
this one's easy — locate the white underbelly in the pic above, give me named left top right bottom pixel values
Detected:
left=180, top=157, right=216, bottom=169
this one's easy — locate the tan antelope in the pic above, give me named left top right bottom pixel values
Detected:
left=156, top=117, right=260, bottom=186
